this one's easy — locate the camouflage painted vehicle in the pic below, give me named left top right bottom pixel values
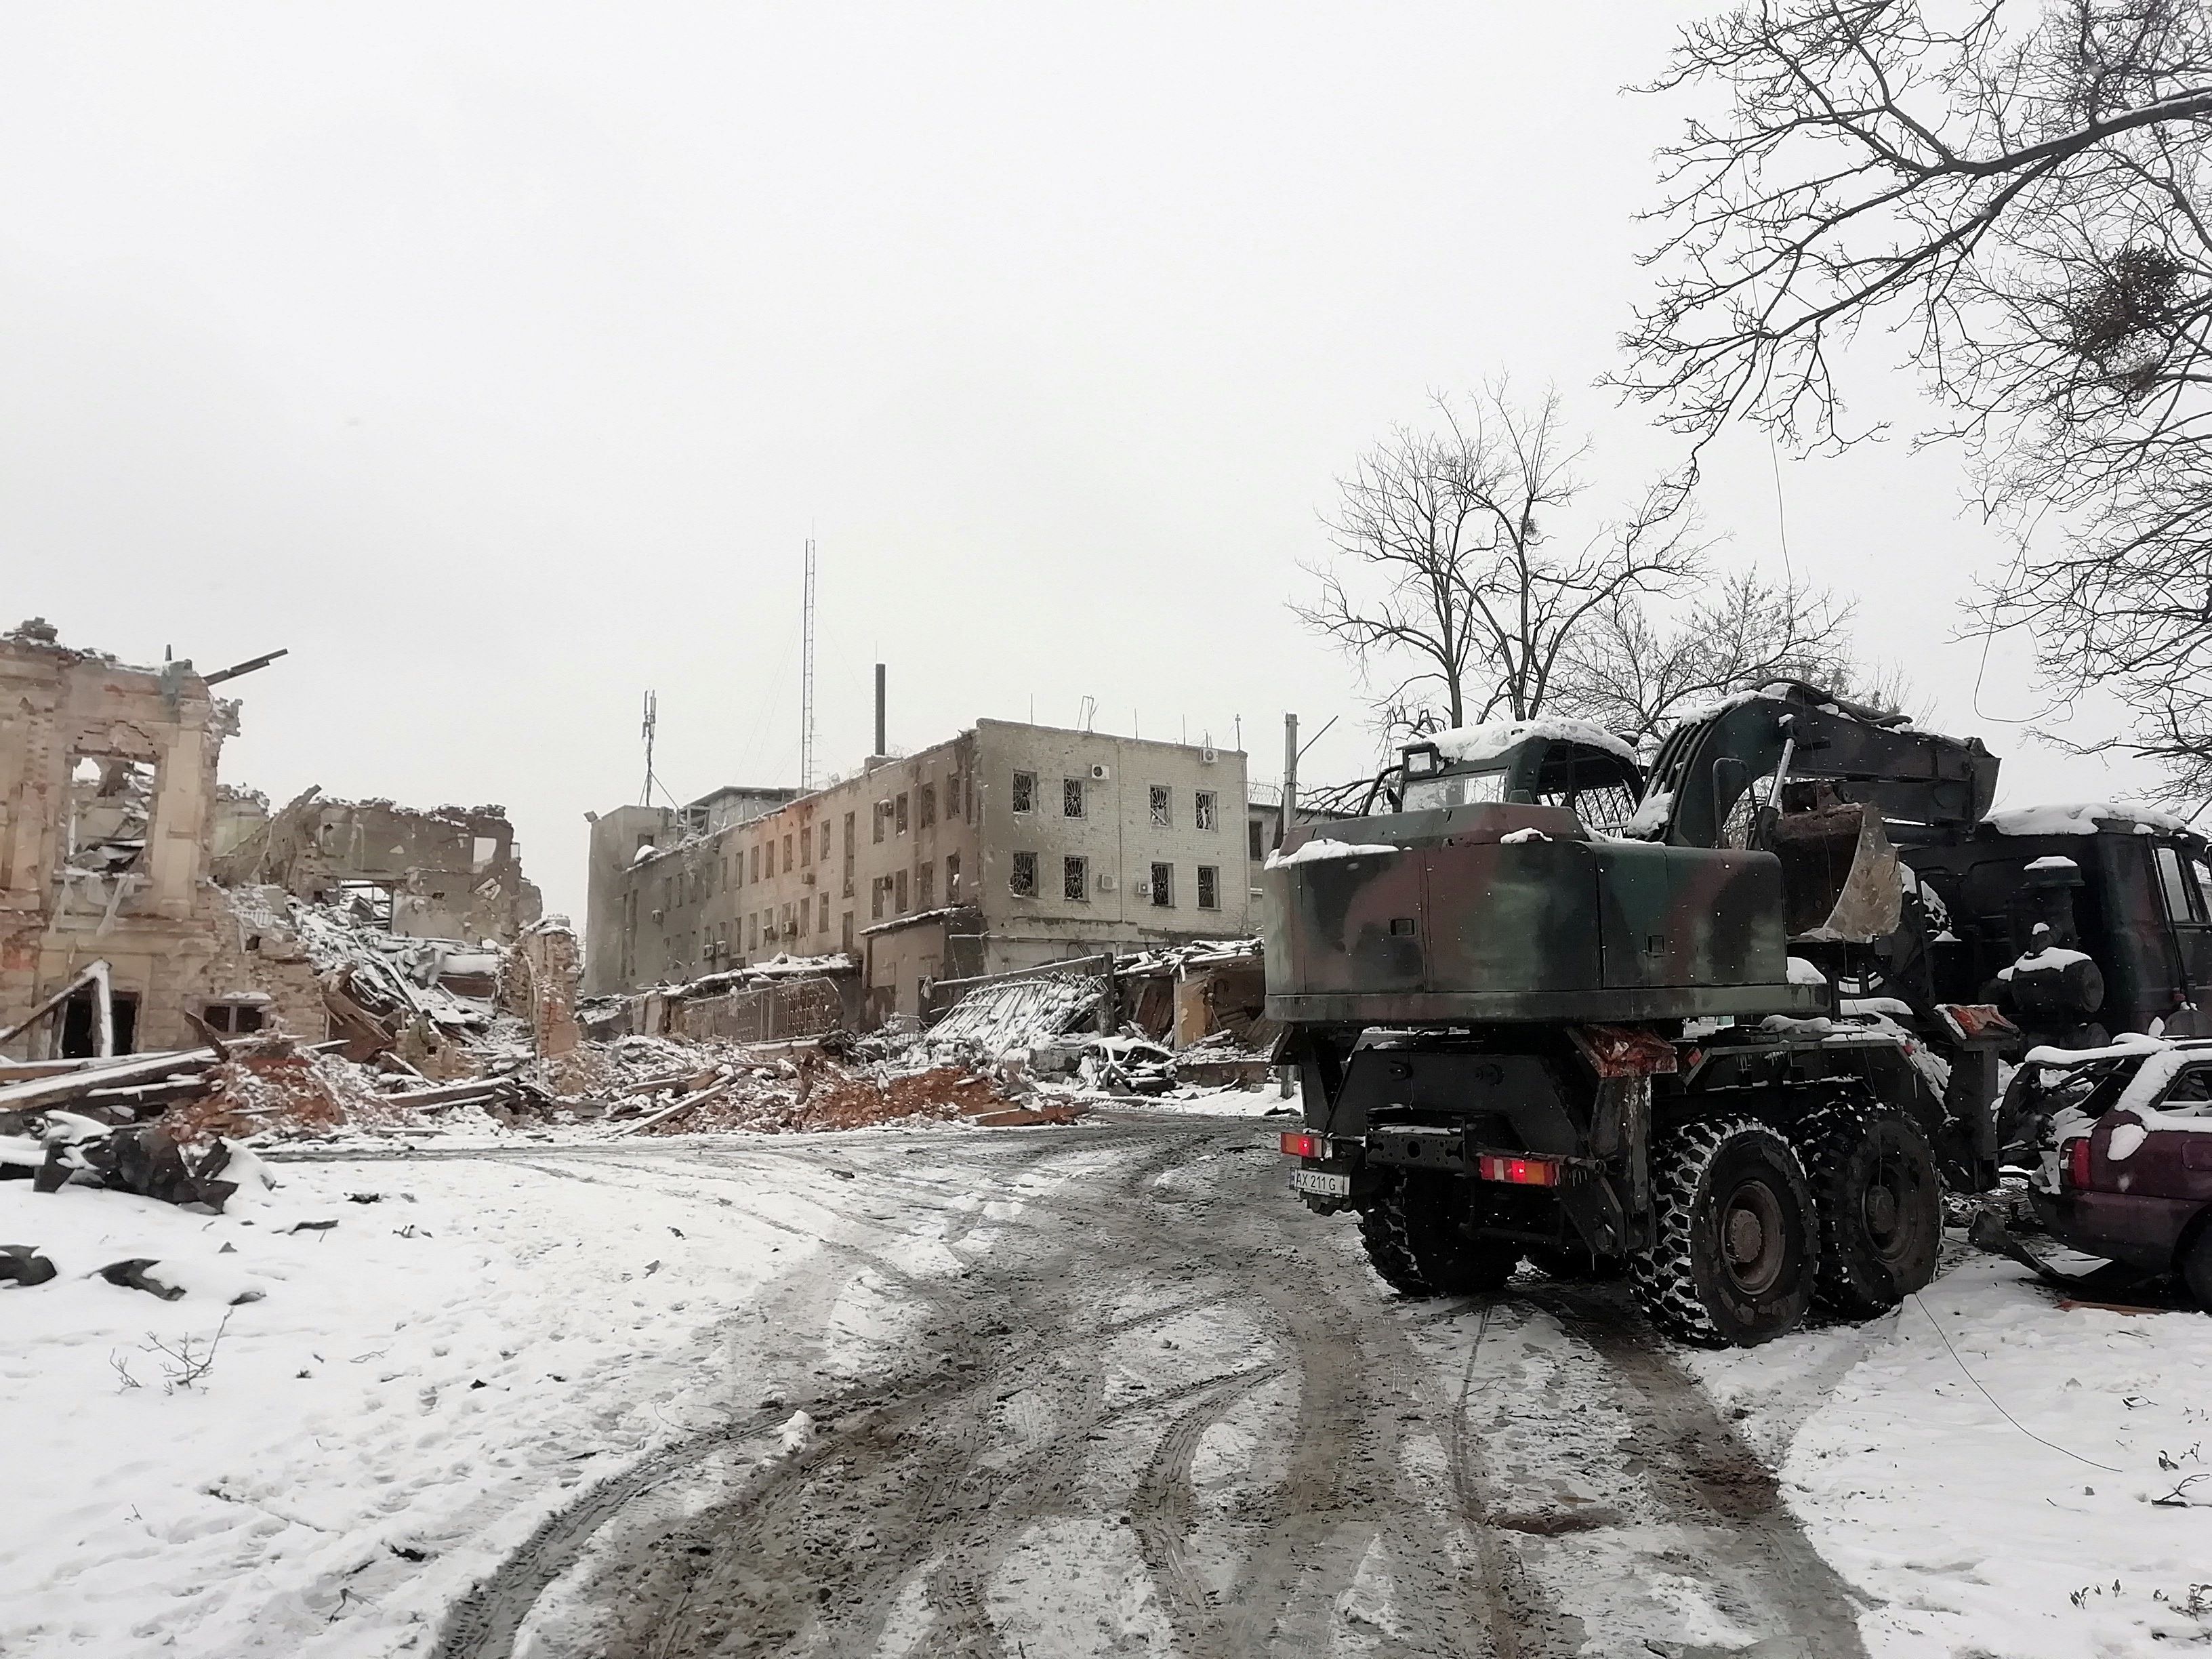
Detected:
left=1264, top=692, right=2018, bottom=1345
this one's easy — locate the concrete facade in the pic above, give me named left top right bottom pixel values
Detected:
left=584, top=720, right=1250, bottom=1021
left=0, top=621, right=325, bottom=1057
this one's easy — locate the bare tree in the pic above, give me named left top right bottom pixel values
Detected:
left=1621, top=0, right=2212, bottom=802
left=1298, top=385, right=1707, bottom=739
left=1555, top=571, right=1879, bottom=742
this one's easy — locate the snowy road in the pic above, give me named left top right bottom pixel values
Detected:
left=413, top=1119, right=1865, bottom=1659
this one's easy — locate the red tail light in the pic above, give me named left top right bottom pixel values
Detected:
left=2064, top=1136, right=2093, bottom=1190
left=1280, top=1131, right=1321, bottom=1159
left=1477, top=1153, right=1560, bottom=1187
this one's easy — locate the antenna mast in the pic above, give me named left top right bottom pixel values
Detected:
left=639, top=689, right=659, bottom=807
left=800, top=538, right=818, bottom=792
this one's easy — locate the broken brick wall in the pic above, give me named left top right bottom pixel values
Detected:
left=0, top=623, right=326, bottom=1059
left=218, top=792, right=543, bottom=947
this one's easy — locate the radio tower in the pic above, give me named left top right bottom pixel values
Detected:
left=638, top=689, right=659, bottom=806
left=800, top=538, right=818, bottom=792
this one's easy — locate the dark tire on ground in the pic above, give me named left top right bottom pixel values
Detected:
left=1797, top=1097, right=1942, bottom=1317
left=1357, top=1170, right=1519, bottom=1296
left=1633, top=1118, right=1818, bottom=1348
left=2180, top=1221, right=2212, bottom=1313
left=1525, top=1243, right=1628, bottom=1282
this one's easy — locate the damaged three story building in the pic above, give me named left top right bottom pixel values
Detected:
left=585, top=718, right=1252, bottom=1024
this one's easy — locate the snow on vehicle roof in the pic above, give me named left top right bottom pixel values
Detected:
left=1264, top=837, right=1399, bottom=869
left=1426, top=717, right=1635, bottom=767
left=1983, top=802, right=2191, bottom=837
left=2022, top=855, right=2080, bottom=871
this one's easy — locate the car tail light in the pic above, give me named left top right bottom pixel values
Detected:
left=1280, top=1131, right=1321, bottom=1159
left=2064, top=1136, right=2093, bottom=1190
left=1477, top=1153, right=1560, bottom=1187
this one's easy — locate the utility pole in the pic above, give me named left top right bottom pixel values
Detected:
left=1281, top=712, right=1298, bottom=851
left=800, top=539, right=818, bottom=792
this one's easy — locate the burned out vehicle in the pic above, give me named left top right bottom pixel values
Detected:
left=1264, top=688, right=2212, bottom=1345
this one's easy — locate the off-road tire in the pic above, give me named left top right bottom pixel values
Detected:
left=1632, top=1118, right=1818, bottom=1347
left=1357, top=1170, right=1519, bottom=1296
left=1797, top=1097, right=1942, bottom=1317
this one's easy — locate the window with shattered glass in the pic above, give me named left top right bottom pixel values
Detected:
left=64, top=754, right=155, bottom=877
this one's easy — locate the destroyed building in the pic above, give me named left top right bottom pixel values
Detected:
left=213, top=788, right=541, bottom=943
left=0, top=620, right=552, bottom=1062
left=0, top=620, right=324, bottom=1056
left=584, top=718, right=1252, bottom=1021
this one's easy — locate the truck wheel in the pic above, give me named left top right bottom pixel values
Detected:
left=1633, top=1119, right=1818, bottom=1347
left=1358, top=1172, right=1519, bottom=1296
left=1799, top=1099, right=1941, bottom=1316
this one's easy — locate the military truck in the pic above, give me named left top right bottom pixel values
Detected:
left=1264, top=687, right=2212, bottom=1345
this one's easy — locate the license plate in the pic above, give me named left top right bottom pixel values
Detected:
left=1292, top=1168, right=1351, bottom=1197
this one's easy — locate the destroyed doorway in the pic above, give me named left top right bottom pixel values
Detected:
left=58, top=987, right=138, bottom=1058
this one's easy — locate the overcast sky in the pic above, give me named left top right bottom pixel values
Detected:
left=0, top=3, right=2164, bottom=924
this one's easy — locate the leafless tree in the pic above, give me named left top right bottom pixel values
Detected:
left=1621, top=0, right=2212, bottom=803
left=1555, top=571, right=1887, bottom=741
left=1298, top=385, right=1708, bottom=739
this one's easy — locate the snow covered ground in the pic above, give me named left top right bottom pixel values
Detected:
left=0, top=1132, right=1074, bottom=1658
left=1692, top=1249, right=2212, bottom=1656
left=9, top=1122, right=2212, bottom=1658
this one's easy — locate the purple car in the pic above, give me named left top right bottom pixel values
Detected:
left=2026, top=1038, right=2212, bottom=1307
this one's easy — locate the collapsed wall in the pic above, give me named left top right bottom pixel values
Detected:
left=0, top=621, right=324, bottom=1057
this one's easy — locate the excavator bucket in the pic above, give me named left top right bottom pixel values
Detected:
left=1769, top=802, right=1904, bottom=942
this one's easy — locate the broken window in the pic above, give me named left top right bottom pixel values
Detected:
left=895, top=869, right=909, bottom=913
left=818, top=893, right=830, bottom=934
left=874, top=801, right=889, bottom=844
left=843, top=811, right=857, bottom=897
left=1011, top=851, right=1038, bottom=897
left=919, top=783, right=936, bottom=829
left=471, top=835, right=500, bottom=872
left=63, top=754, right=156, bottom=877
left=1012, top=771, right=1036, bottom=814
left=947, top=773, right=962, bottom=819
left=841, top=911, right=855, bottom=951
left=202, top=1000, right=268, bottom=1036
left=750, top=845, right=761, bottom=883
left=1063, top=778, right=1085, bottom=819
left=896, top=793, right=910, bottom=835
left=749, top=915, right=760, bottom=951
left=946, top=852, right=961, bottom=899
left=1151, top=862, right=1173, bottom=907
left=918, top=862, right=934, bottom=908
left=1195, top=790, right=1217, bottom=831
left=783, top=834, right=794, bottom=872
left=781, top=902, right=794, bottom=937
left=1064, top=855, right=1089, bottom=901
left=1248, top=819, right=1265, bottom=862
left=1197, top=865, right=1219, bottom=909
left=1149, top=785, right=1170, bottom=827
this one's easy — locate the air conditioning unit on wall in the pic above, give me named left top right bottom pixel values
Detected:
left=1090, top=763, right=1111, bottom=781
left=1097, top=874, right=1117, bottom=893
left=1199, top=745, right=1218, bottom=764
left=1132, top=880, right=1150, bottom=899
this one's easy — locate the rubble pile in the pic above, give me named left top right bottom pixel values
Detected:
left=613, top=1046, right=1082, bottom=1135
